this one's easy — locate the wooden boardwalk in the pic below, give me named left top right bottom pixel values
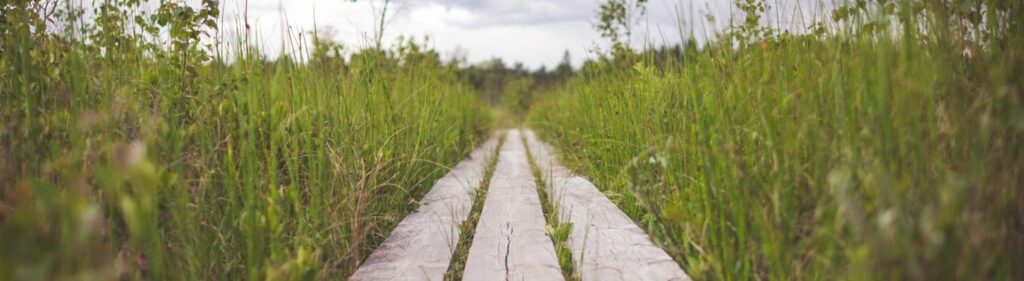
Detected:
left=523, top=129, right=690, bottom=281
left=351, top=129, right=690, bottom=281
left=462, top=129, right=563, bottom=281
left=349, top=133, right=501, bottom=281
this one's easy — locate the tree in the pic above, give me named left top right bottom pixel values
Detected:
left=308, top=27, right=345, bottom=70
left=595, top=0, right=648, bottom=55
left=554, top=50, right=573, bottom=79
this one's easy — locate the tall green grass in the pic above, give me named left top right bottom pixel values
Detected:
left=529, top=1, right=1023, bottom=280
left=0, top=1, right=489, bottom=280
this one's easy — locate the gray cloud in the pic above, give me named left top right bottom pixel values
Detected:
left=218, top=0, right=834, bottom=69
left=425, top=0, right=597, bottom=27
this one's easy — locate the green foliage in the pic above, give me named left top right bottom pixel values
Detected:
left=0, top=1, right=489, bottom=280
left=308, top=29, right=346, bottom=71
left=733, top=0, right=772, bottom=39
left=530, top=0, right=1024, bottom=280
left=596, top=0, right=648, bottom=55
left=501, top=77, right=536, bottom=118
left=458, top=57, right=572, bottom=119
left=545, top=222, right=575, bottom=280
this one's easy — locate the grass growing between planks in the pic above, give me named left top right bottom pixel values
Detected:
left=444, top=133, right=504, bottom=281
left=0, top=1, right=489, bottom=280
left=529, top=1, right=1024, bottom=280
left=522, top=131, right=578, bottom=281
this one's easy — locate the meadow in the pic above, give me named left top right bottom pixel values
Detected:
left=529, top=1, right=1024, bottom=280
left=1, top=1, right=488, bottom=279
left=2, top=0, right=1023, bottom=280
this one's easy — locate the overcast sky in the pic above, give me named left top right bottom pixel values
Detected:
left=216, top=0, right=831, bottom=70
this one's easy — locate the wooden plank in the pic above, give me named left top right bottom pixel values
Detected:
left=350, top=132, right=503, bottom=281
left=523, top=129, right=691, bottom=281
left=463, top=129, right=564, bottom=281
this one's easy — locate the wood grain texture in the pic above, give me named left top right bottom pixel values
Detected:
left=463, top=129, right=564, bottom=281
left=350, top=133, right=502, bottom=281
left=523, top=129, right=691, bottom=281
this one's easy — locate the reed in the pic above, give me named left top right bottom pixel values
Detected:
left=0, top=1, right=490, bottom=279
left=529, top=1, right=1024, bottom=279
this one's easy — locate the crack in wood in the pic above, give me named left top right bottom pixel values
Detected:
left=504, top=222, right=513, bottom=281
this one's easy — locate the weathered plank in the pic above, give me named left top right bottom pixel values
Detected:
left=350, top=132, right=503, bottom=281
left=523, top=129, right=691, bottom=281
left=463, top=129, right=564, bottom=281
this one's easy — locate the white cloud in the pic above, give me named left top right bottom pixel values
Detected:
left=214, top=0, right=832, bottom=70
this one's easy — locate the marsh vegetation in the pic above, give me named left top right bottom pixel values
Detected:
left=2, top=0, right=1022, bottom=280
